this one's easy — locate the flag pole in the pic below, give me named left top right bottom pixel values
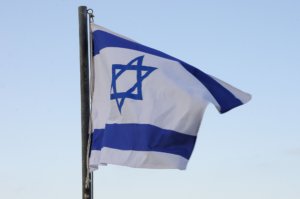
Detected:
left=78, top=5, right=93, bottom=199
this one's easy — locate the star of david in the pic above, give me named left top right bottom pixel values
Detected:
left=110, top=56, right=157, bottom=113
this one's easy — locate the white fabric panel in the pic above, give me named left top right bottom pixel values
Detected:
left=89, top=148, right=188, bottom=170
left=92, top=48, right=213, bottom=136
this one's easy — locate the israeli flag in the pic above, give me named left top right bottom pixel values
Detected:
left=89, top=23, right=251, bottom=170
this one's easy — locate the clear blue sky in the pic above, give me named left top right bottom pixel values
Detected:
left=0, top=1, right=299, bottom=199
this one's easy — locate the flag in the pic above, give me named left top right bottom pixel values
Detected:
left=89, top=23, right=251, bottom=170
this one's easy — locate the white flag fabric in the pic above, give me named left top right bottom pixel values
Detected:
left=89, top=23, right=251, bottom=170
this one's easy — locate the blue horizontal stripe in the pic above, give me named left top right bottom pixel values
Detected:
left=93, top=30, right=243, bottom=113
left=91, top=123, right=196, bottom=159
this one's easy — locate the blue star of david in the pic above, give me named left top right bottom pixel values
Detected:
left=110, top=56, right=157, bottom=113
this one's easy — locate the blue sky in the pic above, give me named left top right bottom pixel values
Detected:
left=0, top=1, right=299, bottom=199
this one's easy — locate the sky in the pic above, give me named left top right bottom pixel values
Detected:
left=0, top=0, right=299, bottom=199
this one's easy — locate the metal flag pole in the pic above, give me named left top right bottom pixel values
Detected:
left=78, top=5, right=93, bottom=199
